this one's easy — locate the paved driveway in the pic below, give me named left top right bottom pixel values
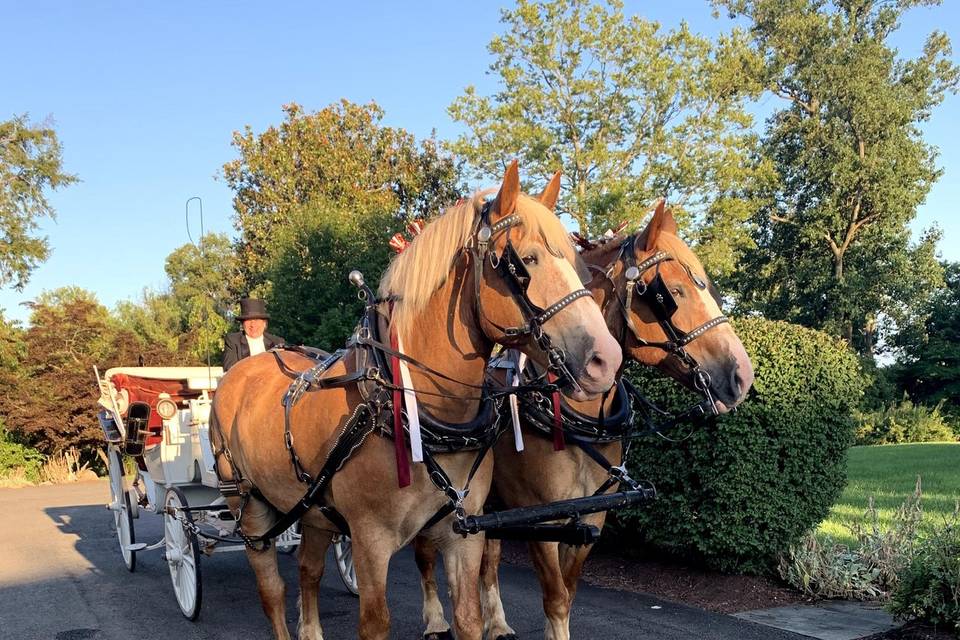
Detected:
left=0, top=481, right=804, bottom=639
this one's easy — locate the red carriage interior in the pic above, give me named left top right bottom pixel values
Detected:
left=110, top=374, right=207, bottom=446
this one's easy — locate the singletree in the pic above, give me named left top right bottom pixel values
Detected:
left=0, top=115, right=77, bottom=290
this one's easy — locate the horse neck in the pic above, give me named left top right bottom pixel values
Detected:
left=398, top=256, right=491, bottom=424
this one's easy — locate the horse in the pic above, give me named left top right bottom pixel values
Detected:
left=208, top=161, right=623, bottom=640
left=414, top=199, right=755, bottom=640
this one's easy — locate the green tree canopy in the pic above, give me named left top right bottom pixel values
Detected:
left=894, top=262, right=960, bottom=417
left=447, top=0, right=772, bottom=277
left=1, top=288, right=176, bottom=456
left=115, top=233, right=236, bottom=363
left=718, top=0, right=958, bottom=354
left=0, top=115, right=77, bottom=290
left=222, top=101, right=462, bottom=294
left=264, top=199, right=395, bottom=349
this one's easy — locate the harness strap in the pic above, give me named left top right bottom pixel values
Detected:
left=390, top=328, right=411, bottom=488
left=546, top=372, right=565, bottom=451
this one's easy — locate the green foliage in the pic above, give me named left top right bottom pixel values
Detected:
left=447, top=0, right=772, bottom=278
left=222, top=101, right=461, bottom=295
left=889, top=509, right=960, bottom=632
left=263, top=199, right=395, bottom=349
left=719, top=0, right=958, bottom=354
left=780, top=482, right=923, bottom=599
left=0, top=115, right=78, bottom=290
left=895, top=262, right=960, bottom=419
left=616, top=317, right=862, bottom=573
left=856, top=398, right=957, bottom=446
left=0, top=423, right=44, bottom=483
left=0, top=287, right=178, bottom=458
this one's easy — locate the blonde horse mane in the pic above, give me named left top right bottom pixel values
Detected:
left=379, top=190, right=577, bottom=336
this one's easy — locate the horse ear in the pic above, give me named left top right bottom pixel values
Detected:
left=492, top=160, right=520, bottom=219
left=643, top=198, right=677, bottom=251
left=539, top=171, right=562, bottom=212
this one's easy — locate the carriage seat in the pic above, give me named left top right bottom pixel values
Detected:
left=99, top=367, right=223, bottom=446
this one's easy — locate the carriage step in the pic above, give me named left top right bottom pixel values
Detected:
left=124, top=543, right=148, bottom=552
left=454, top=489, right=655, bottom=536
left=485, top=523, right=601, bottom=546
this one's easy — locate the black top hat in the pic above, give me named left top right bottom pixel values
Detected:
left=237, top=298, right=270, bottom=321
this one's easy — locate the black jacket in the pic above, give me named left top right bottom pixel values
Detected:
left=222, top=331, right=285, bottom=371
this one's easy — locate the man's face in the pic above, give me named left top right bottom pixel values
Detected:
left=242, top=318, right=267, bottom=339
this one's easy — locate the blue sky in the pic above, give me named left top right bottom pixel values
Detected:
left=2, top=0, right=957, bottom=323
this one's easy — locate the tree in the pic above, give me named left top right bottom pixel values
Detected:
left=115, top=233, right=236, bottom=364
left=718, top=0, right=958, bottom=354
left=222, top=101, right=462, bottom=293
left=0, top=288, right=176, bottom=457
left=894, top=262, right=960, bottom=418
left=0, top=115, right=77, bottom=289
left=164, top=233, right=235, bottom=361
left=264, top=199, right=395, bottom=349
left=446, top=0, right=771, bottom=277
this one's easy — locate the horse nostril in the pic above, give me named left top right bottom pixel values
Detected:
left=730, top=366, right=742, bottom=398
left=585, top=352, right=607, bottom=379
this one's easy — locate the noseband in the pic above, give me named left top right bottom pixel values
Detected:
left=600, top=235, right=729, bottom=412
left=472, top=202, right=592, bottom=389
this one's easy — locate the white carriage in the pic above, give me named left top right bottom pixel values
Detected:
left=94, top=365, right=318, bottom=620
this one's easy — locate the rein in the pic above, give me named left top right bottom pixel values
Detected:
left=216, top=201, right=596, bottom=548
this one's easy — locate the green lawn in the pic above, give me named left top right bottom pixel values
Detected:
left=818, top=442, right=960, bottom=545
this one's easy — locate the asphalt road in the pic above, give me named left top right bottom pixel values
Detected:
left=0, top=481, right=805, bottom=639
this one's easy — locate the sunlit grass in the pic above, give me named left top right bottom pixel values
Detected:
left=818, top=442, right=960, bottom=545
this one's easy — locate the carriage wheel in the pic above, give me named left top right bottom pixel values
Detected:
left=107, top=447, right=136, bottom=572
left=163, top=487, right=203, bottom=620
left=276, top=520, right=301, bottom=555
left=333, top=535, right=359, bottom=596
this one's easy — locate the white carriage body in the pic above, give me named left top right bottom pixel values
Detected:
left=96, top=366, right=224, bottom=505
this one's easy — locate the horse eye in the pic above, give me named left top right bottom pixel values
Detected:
left=522, top=255, right=538, bottom=266
left=683, top=264, right=708, bottom=289
left=671, top=287, right=683, bottom=297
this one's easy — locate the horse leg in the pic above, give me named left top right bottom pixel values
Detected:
left=558, top=542, right=593, bottom=607
left=240, top=497, right=291, bottom=640
left=480, top=538, right=518, bottom=640
left=414, top=536, right=454, bottom=639
left=527, top=541, right=571, bottom=640
left=351, top=532, right=393, bottom=640
left=439, top=531, right=485, bottom=640
left=297, top=524, right=333, bottom=640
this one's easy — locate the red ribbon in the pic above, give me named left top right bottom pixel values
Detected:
left=547, top=372, right=565, bottom=451
left=390, top=328, right=411, bottom=487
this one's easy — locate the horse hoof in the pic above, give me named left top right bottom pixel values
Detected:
left=423, top=632, right=454, bottom=640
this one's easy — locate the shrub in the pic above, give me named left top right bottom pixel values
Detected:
left=0, top=425, right=45, bottom=484
left=889, top=507, right=960, bottom=631
left=855, top=399, right=957, bottom=445
left=616, top=317, right=863, bottom=573
left=779, top=480, right=923, bottom=599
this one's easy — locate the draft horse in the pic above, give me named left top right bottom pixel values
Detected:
left=415, top=197, right=755, bottom=640
left=209, top=162, right=622, bottom=640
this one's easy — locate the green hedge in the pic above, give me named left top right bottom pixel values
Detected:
left=0, top=424, right=45, bottom=483
left=855, top=398, right=957, bottom=445
left=615, top=317, right=863, bottom=573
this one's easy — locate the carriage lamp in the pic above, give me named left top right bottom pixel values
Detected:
left=156, top=396, right=178, bottom=421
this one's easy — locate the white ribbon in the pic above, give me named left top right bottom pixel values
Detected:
left=395, top=333, right=423, bottom=463
left=509, top=350, right=527, bottom=452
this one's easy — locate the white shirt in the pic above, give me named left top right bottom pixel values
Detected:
left=245, top=334, right=266, bottom=356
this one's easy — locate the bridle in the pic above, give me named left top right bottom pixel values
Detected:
left=597, top=234, right=730, bottom=415
left=471, top=201, right=593, bottom=390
